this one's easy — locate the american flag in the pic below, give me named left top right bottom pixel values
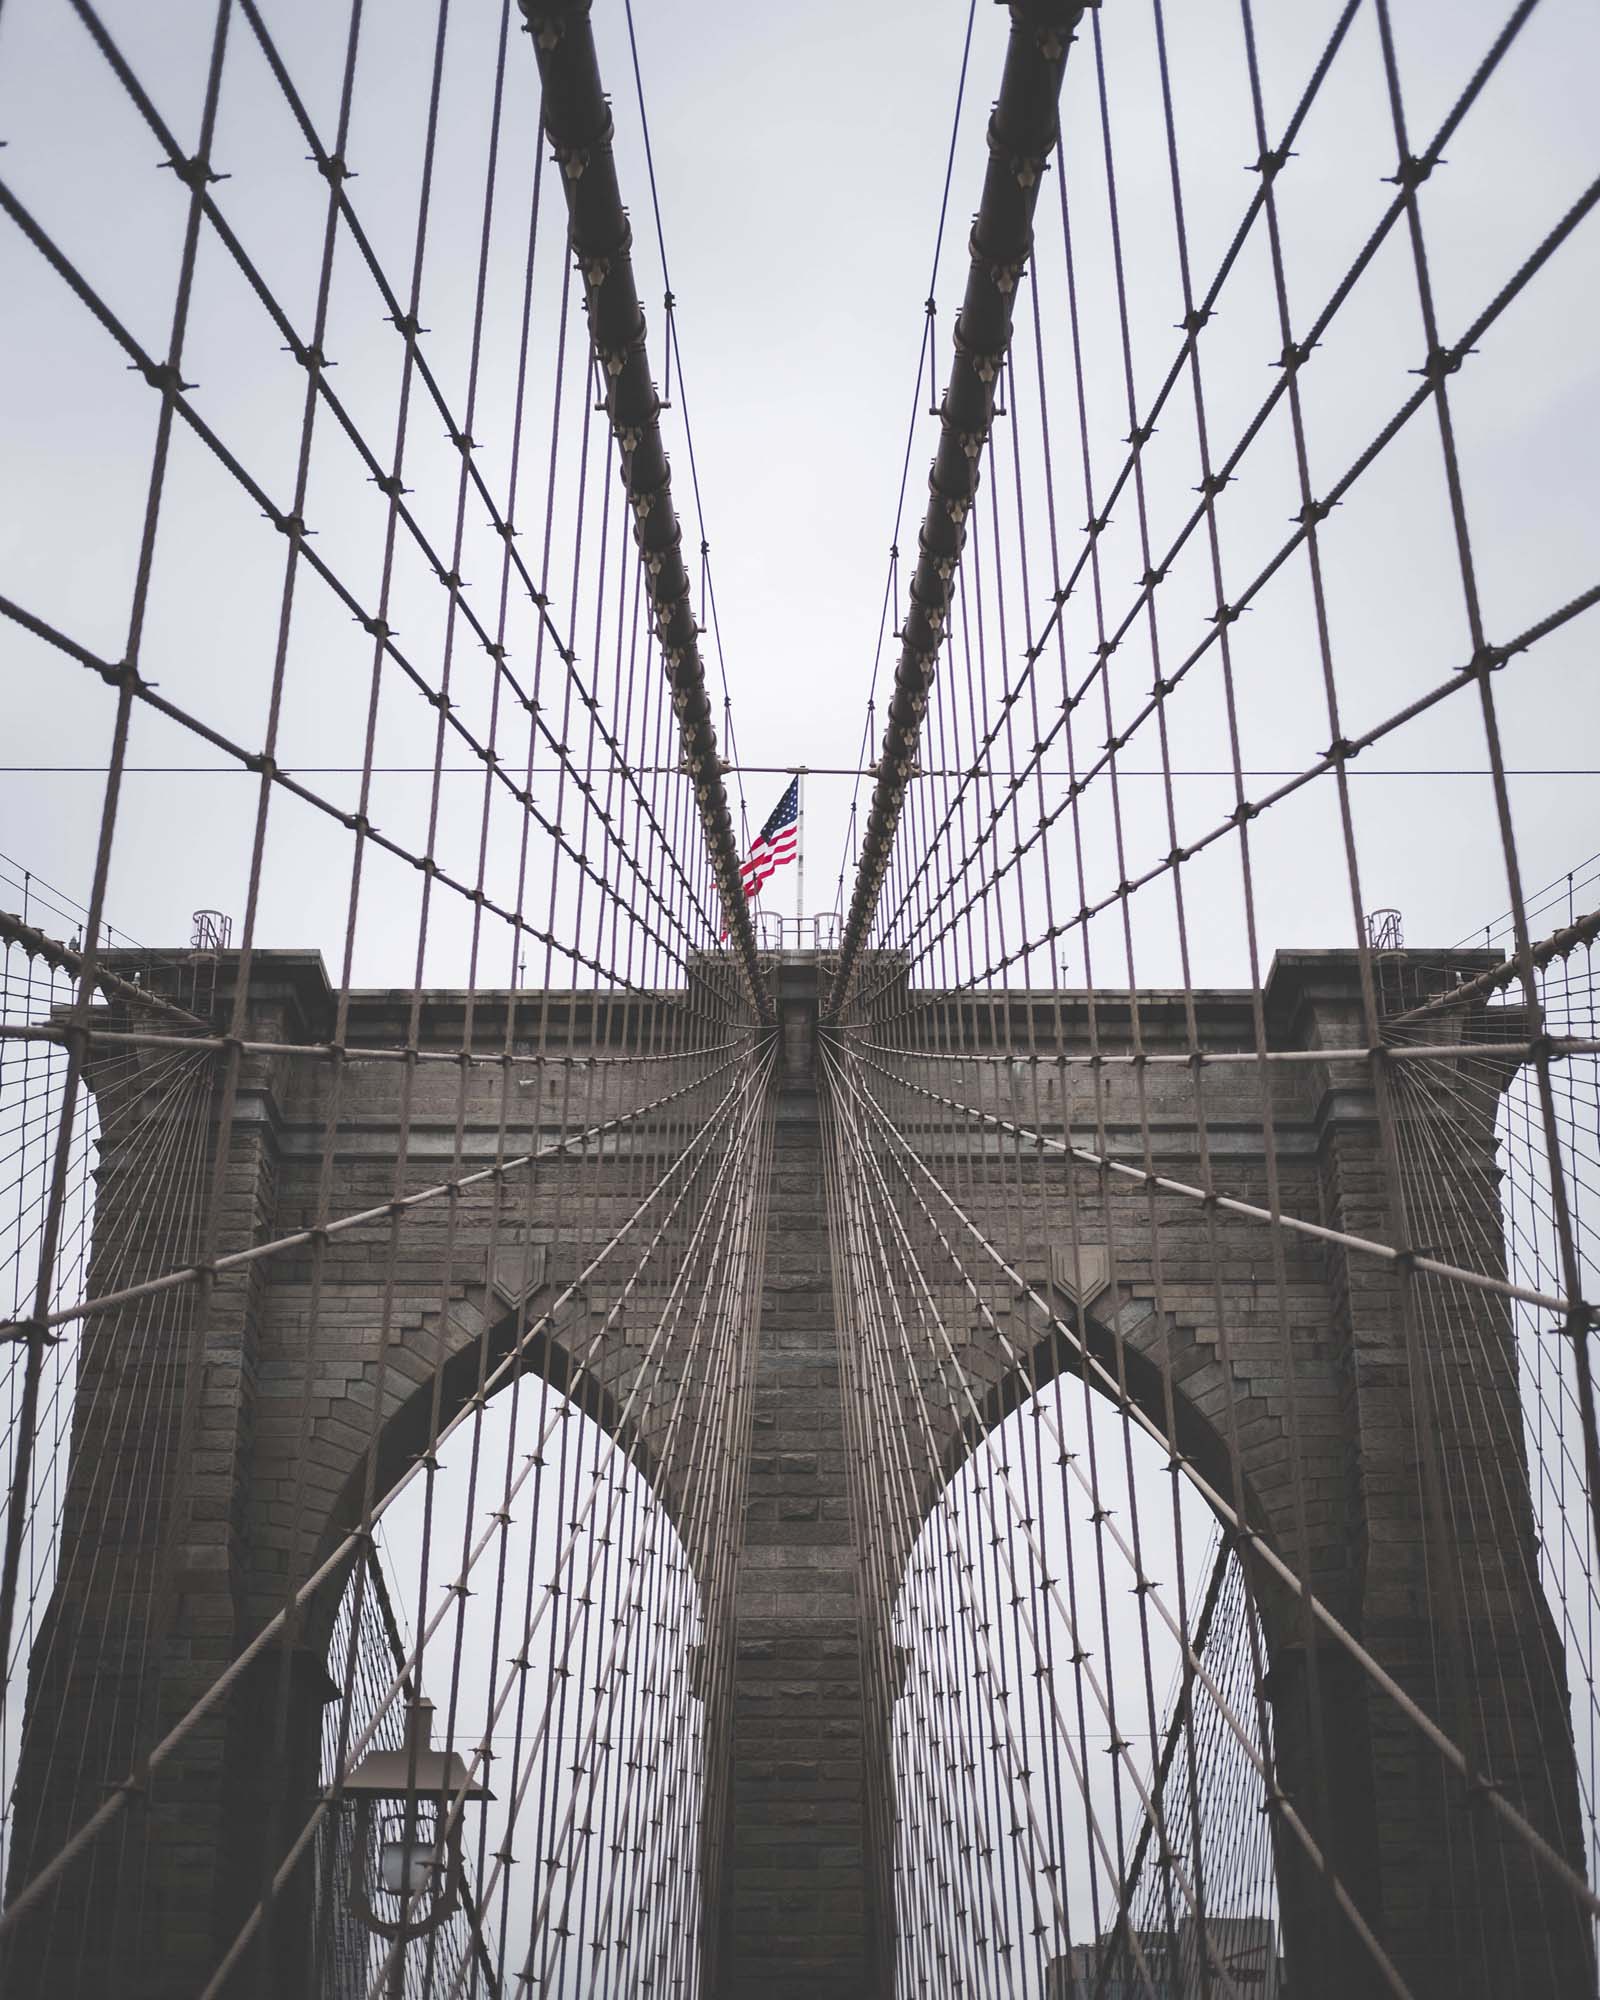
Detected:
left=738, top=776, right=800, bottom=902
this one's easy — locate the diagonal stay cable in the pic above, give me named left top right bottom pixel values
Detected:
left=203, top=1042, right=775, bottom=2000
left=864, top=181, right=1600, bottom=996
left=83, top=0, right=724, bottom=950
left=824, top=1039, right=1399, bottom=1995
left=519, top=0, right=765, bottom=1007
left=0, top=1047, right=762, bottom=1941
left=833, top=0, right=1085, bottom=1014
left=0, top=1044, right=749, bottom=1338
left=861, top=0, right=1551, bottom=983
left=830, top=1037, right=1600, bottom=1927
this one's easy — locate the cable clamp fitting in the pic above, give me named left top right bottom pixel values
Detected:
left=163, top=152, right=227, bottom=190
left=1249, top=145, right=1295, bottom=179
left=1386, top=152, right=1442, bottom=191
left=132, top=358, right=194, bottom=397
left=1413, top=342, right=1474, bottom=384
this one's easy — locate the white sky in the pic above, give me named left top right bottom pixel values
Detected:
left=0, top=0, right=1595, bottom=980
left=2, top=5, right=1597, bottom=1984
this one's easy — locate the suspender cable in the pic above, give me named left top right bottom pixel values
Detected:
left=829, top=0, right=1085, bottom=1019
left=519, top=0, right=769, bottom=1018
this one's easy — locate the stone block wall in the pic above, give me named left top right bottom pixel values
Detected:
left=4, top=949, right=1592, bottom=2000
left=725, top=1060, right=874, bottom=1995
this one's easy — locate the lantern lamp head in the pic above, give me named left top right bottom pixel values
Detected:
left=339, top=1699, right=492, bottom=1941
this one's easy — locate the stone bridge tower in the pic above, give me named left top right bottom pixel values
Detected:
left=3, top=946, right=1591, bottom=1999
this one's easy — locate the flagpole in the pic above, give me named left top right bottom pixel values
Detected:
left=794, top=768, right=804, bottom=931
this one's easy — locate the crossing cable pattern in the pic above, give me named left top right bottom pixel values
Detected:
left=0, top=0, right=1597, bottom=1995
left=313, top=1544, right=493, bottom=2000
left=1085, top=1541, right=1281, bottom=2000
left=0, top=1, right=769, bottom=1993
left=832, top=0, right=982, bottom=923
left=0, top=916, right=215, bottom=1903
left=1379, top=892, right=1600, bottom=1939
left=827, top=0, right=1600, bottom=1992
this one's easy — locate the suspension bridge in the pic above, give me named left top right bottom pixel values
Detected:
left=1, top=0, right=1598, bottom=1994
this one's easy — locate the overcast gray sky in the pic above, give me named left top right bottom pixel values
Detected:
left=3, top=5, right=1597, bottom=1985
left=1, top=0, right=1595, bottom=984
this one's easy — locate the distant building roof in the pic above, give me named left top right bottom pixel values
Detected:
left=1048, top=1914, right=1285, bottom=1998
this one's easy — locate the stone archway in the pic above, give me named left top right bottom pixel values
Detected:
left=3, top=953, right=748, bottom=2000
left=887, top=1205, right=1593, bottom=1999
left=826, top=952, right=1595, bottom=1999
left=7, top=949, right=1595, bottom=2000
left=890, top=1359, right=1229, bottom=1994
left=313, top=1375, right=710, bottom=2000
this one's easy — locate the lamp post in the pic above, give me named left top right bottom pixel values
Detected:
left=340, top=1698, right=492, bottom=1969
